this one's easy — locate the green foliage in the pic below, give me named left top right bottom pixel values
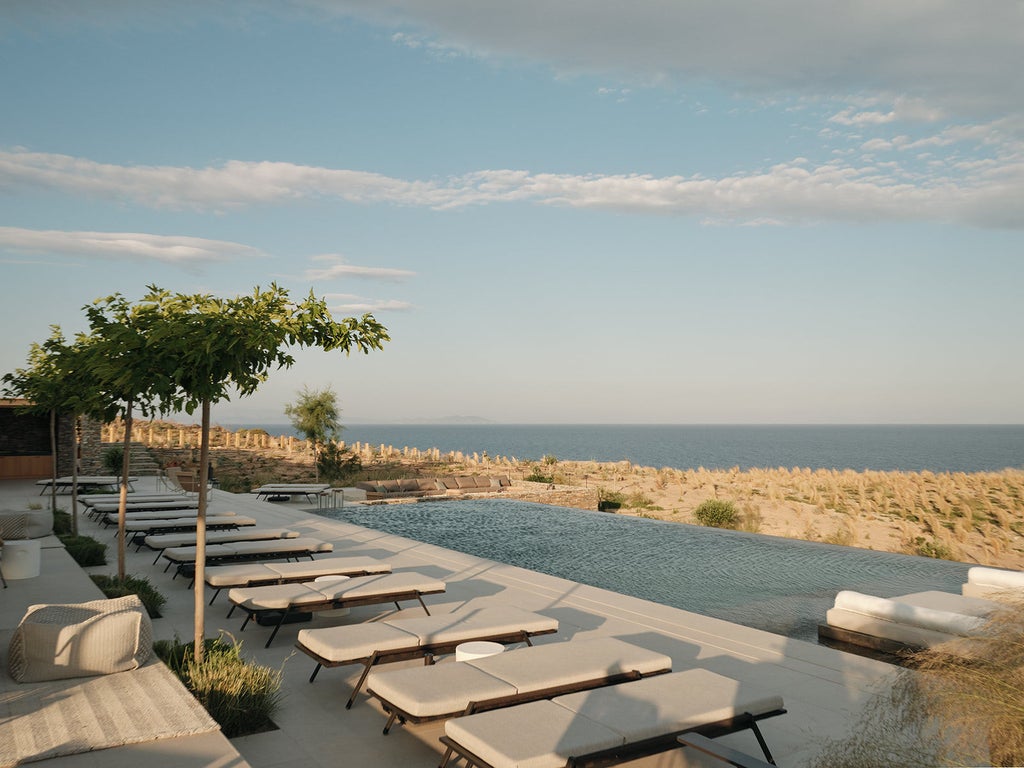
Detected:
left=60, top=534, right=107, bottom=566
left=625, top=492, right=661, bottom=511
left=102, top=445, right=124, bottom=474
left=524, top=470, right=555, bottom=483
left=912, top=536, right=955, bottom=560
left=693, top=499, right=740, bottom=529
left=53, top=509, right=72, bottom=536
left=542, top=454, right=558, bottom=466
left=317, top=442, right=362, bottom=483
left=153, top=635, right=282, bottom=738
left=285, top=386, right=341, bottom=446
left=597, top=489, right=625, bottom=511
left=91, top=574, right=167, bottom=618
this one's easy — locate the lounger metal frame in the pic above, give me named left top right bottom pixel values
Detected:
left=299, top=625, right=559, bottom=708
left=437, top=707, right=787, bottom=768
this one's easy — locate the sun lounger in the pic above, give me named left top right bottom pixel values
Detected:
left=678, top=733, right=777, bottom=768
left=229, top=571, right=447, bottom=648
left=296, top=605, right=560, bottom=707
left=124, top=515, right=255, bottom=545
left=36, top=476, right=137, bottom=494
left=92, top=499, right=201, bottom=521
left=142, top=528, right=301, bottom=563
left=367, top=636, right=672, bottom=734
left=438, top=668, right=786, bottom=768
left=962, top=566, right=1024, bottom=601
left=817, top=589, right=999, bottom=655
left=203, top=555, right=392, bottom=603
left=161, top=537, right=335, bottom=574
left=105, top=508, right=224, bottom=530
left=253, top=483, right=331, bottom=503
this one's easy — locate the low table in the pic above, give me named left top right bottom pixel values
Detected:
left=455, top=640, right=505, bottom=662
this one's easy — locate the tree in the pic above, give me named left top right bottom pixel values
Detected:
left=2, top=329, right=116, bottom=535
left=285, top=386, right=341, bottom=482
left=138, top=284, right=388, bottom=662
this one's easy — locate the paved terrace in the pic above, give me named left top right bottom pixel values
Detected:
left=1, top=479, right=900, bottom=768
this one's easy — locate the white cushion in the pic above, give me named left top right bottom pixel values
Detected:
left=833, top=590, right=985, bottom=636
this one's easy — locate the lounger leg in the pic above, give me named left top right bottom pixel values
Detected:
left=416, top=593, right=431, bottom=615
left=152, top=551, right=163, bottom=565
left=747, top=716, right=777, bottom=765
left=226, top=604, right=237, bottom=618
left=308, top=662, right=323, bottom=683
left=382, top=711, right=400, bottom=735
left=346, top=653, right=382, bottom=709
left=239, top=611, right=252, bottom=632
left=208, top=587, right=222, bottom=605
left=438, top=745, right=456, bottom=768
left=264, top=610, right=289, bottom=648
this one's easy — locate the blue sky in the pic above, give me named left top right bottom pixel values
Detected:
left=1, top=1, right=1022, bottom=425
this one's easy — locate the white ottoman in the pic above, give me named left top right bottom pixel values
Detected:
left=2, top=539, right=41, bottom=580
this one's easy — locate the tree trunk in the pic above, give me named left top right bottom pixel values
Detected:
left=70, top=416, right=80, bottom=537
left=117, top=403, right=133, bottom=582
left=48, top=409, right=57, bottom=515
left=193, top=399, right=211, bottom=664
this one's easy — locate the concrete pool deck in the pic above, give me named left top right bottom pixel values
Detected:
left=2, top=478, right=901, bottom=767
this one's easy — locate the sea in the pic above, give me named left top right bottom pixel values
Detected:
left=223, top=424, right=1024, bottom=473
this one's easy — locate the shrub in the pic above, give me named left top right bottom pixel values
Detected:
left=53, top=509, right=73, bottom=536
left=524, top=470, right=555, bottom=483
left=154, top=635, right=282, bottom=738
left=60, top=534, right=107, bottom=566
left=693, top=499, right=739, bottom=529
left=597, top=489, right=625, bottom=511
left=91, top=574, right=166, bottom=618
left=625, top=492, right=661, bottom=511
left=102, top=445, right=124, bottom=474
left=317, top=442, right=362, bottom=483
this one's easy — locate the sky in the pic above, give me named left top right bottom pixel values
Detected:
left=1, top=1, right=1022, bottom=425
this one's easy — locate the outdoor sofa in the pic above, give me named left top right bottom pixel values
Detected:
left=817, top=589, right=1000, bottom=654
left=366, top=636, right=671, bottom=734
left=228, top=571, right=447, bottom=647
left=437, top=667, right=786, bottom=768
left=354, top=475, right=511, bottom=500
left=296, top=605, right=559, bottom=707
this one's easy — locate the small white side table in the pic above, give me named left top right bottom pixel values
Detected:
left=455, top=640, right=505, bottom=662
left=1, top=539, right=41, bottom=580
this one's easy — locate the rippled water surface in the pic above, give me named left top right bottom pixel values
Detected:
left=318, top=499, right=972, bottom=643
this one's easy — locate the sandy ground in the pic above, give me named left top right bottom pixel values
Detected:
left=146, top=439, right=1024, bottom=571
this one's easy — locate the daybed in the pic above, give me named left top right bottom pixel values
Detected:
left=817, top=589, right=999, bottom=655
left=354, top=476, right=511, bottom=500
left=228, top=571, right=447, bottom=647
left=161, top=536, right=335, bottom=575
left=962, top=566, right=1024, bottom=601
left=296, top=605, right=559, bottom=707
left=203, top=555, right=390, bottom=601
left=142, top=527, right=301, bottom=563
left=367, top=636, right=671, bottom=734
left=0, top=507, right=53, bottom=539
left=438, top=668, right=786, bottom=768
left=252, top=483, right=331, bottom=503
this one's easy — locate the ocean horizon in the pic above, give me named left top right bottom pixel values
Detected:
left=220, top=423, right=1024, bottom=474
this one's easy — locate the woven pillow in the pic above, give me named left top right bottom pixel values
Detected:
left=8, top=594, right=153, bottom=682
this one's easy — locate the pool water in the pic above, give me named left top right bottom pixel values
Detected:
left=317, top=498, right=972, bottom=643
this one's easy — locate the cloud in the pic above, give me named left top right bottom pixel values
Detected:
left=305, top=255, right=416, bottom=282
left=0, top=226, right=262, bottom=264
left=314, top=0, right=1024, bottom=118
left=323, top=293, right=414, bottom=313
left=3, top=149, right=1023, bottom=229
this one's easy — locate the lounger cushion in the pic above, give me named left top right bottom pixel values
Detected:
left=162, top=532, right=318, bottom=562
left=298, top=623, right=420, bottom=661
left=963, top=566, right=1024, bottom=600
left=229, top=583, right=326, bottom=610
left=314, top=572, right=445, bottom=601
left=145, top=528, right=300, bottom=549
left=205, top=556, right=390, bottom=588
left=229, top=572, right=445, bottom=612
left=832, top=590, right=987, bottom=636
left=445, top=669, right=784, bottom=768
left=297, top=606, right=559, bottom=664
left=367, top=636, right=671, bottom=719
left=8, top=595, right=152, bottom=682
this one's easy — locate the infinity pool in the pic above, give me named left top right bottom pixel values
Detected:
left=317, top=498, right=971, bottom=643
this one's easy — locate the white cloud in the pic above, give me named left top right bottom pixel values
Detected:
left=315, top=0, right=1024, bottom=118
left=324, top=293, right=414, bottom=313
left=0, top=226, right=261, bottom=264
left=3, top=149, right=1023, bottom=229
left=305, top=255, right=416, bottom=282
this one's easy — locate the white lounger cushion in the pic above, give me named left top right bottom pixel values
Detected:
left=205, top=556, right=390, bottom=588
left=444, top=669, right=784, bottom=768
left=93, top=500, right=200, bottom=513
left=163, top=537, right=333, bottom=563
left=145, top=528, right=300, bottom=550
left=368, top=636, right=672, bottom=718
left=124, top=515, right=253, bottom=532
left=825, top=590, right=998, bottom=649
left=963, top=566, right=1024, bottom=600
left=298, top=606, right=559, bottom=663
left=229, top=572, right=445, bottom=611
